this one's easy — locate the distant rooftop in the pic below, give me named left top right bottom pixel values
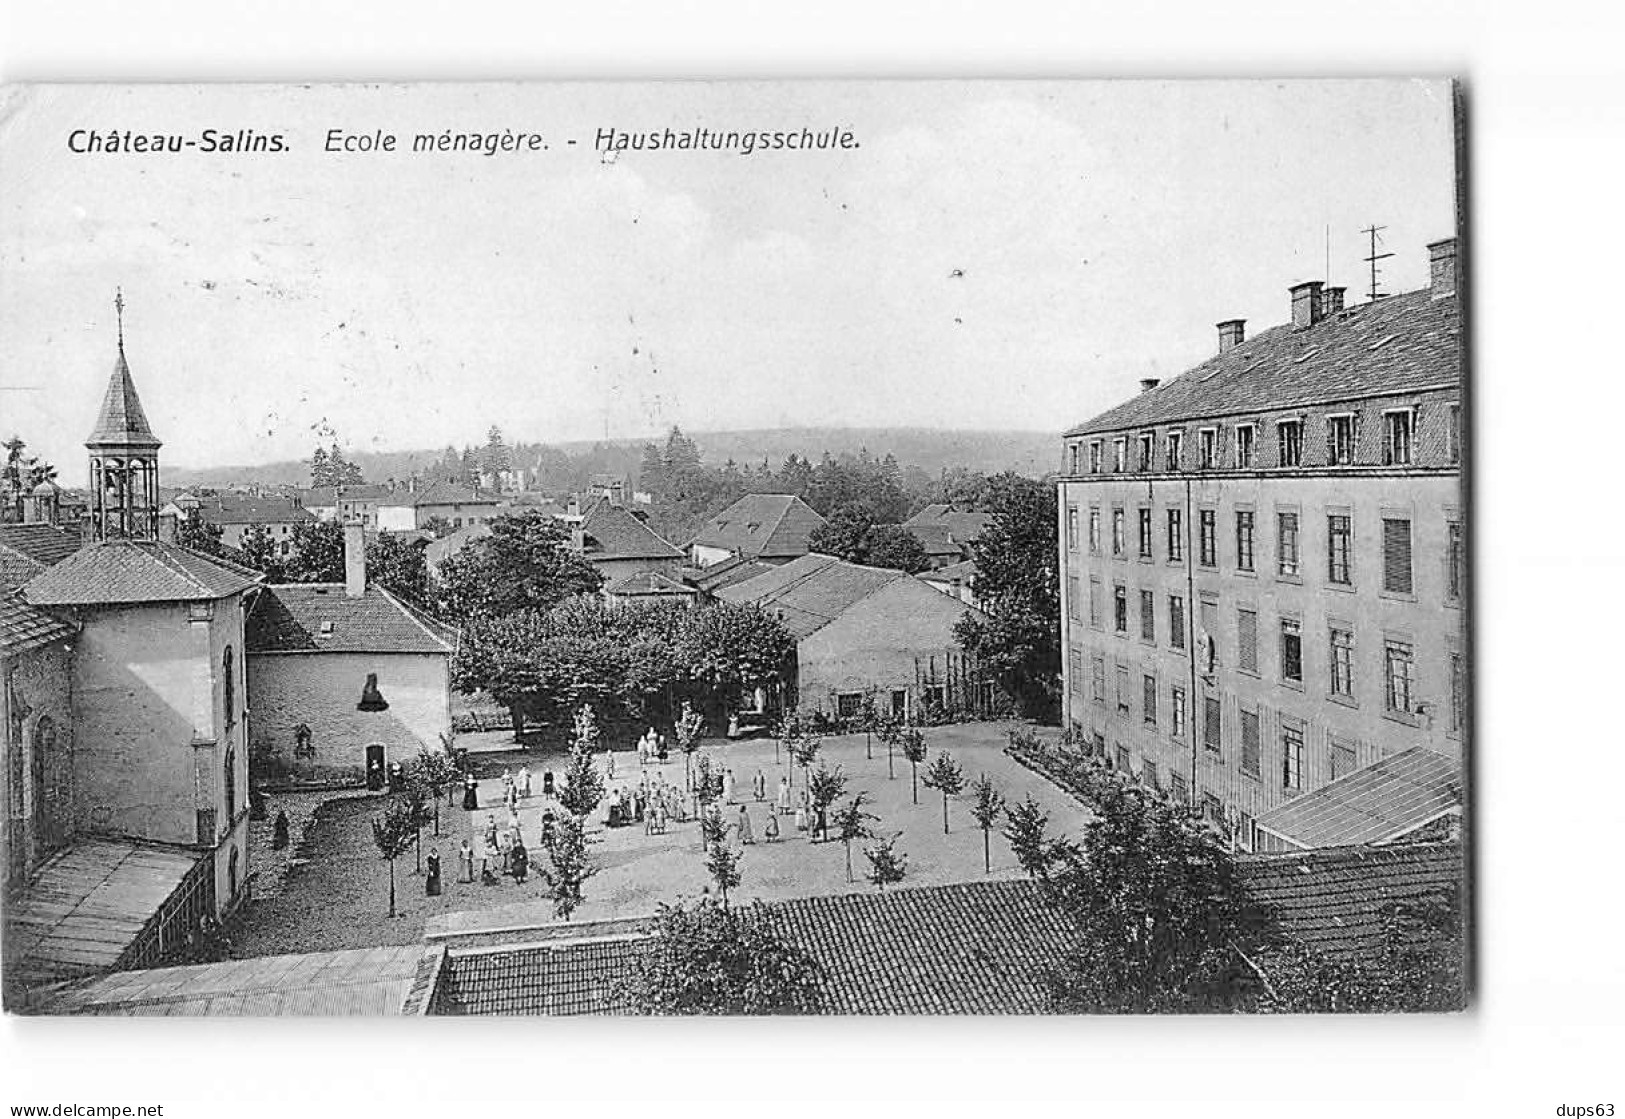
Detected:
left=246, top=583, right=458, bottom=655
left=687, top=493, right=827, bottom=560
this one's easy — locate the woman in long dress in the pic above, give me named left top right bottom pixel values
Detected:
left=737, top=804, right=755, bottom=844
left=753, top=770, right=766, bottom=802
left=519, top=767, right=532, bottom=798
left=765, top=813, right=781, bottom=842
left=795, top=803, right=810, bottom=833
left=776, top=777, right=792, bottom=816
left=722, top=769, right=736, bottom=805
left=462, top=773, right=479, bottom=811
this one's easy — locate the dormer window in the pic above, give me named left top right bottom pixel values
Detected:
left=319, top=620, right=334, bottom=637
left=1328, top=414, right=1359, bottom=465
left=1234, top=424, right=1256, bottom=469
left=1383, top=408, right=1414, bottom=466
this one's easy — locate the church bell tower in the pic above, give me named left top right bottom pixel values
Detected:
left=86, top=290, right=162, bottom=541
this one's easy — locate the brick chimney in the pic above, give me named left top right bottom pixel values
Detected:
left=344, top=522, right=366, bottom=597
left=1217, top=319, right=1246, bottom=353
left=1139, top=378, right=1160, bottom=393
left=1320, top=286, right=1346, bottom=317
left=1428, top=238, right=1457, bottom=299
left=1289, top=281, right=1324, bottom=328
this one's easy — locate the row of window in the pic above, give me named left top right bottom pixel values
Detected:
left=1073, top=648, right=1467, bottom=787
left=1066, top=505, right=1464, bottom=601
left=1068, top=403, right=1460, bottom=476
left=1068, top=586, right=1465, bottom=727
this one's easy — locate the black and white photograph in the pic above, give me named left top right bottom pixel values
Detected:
left=0, top=78, right=1468, bottom=1020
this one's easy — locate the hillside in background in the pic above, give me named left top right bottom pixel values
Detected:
left=164, top=426, right=1061, bottom=490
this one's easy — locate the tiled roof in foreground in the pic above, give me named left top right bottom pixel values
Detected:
left=1066, top=285, right=1460, bottom=437
left=1255, top=747, right=1462, bottom=850
left=1237, top=841, right=1465, bottom=964
left=434, top=878, right=1085, bottom=1016
left=246, top=583, right=457, bottom=654
left=0, top=593, right=77, bottom=656
left=22, top=540, right=262, bottom=606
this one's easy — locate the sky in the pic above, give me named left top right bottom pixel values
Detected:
left=0, top=80, right=1457, bottom=483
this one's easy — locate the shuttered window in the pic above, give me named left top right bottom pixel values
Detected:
left=1088, top=578, right=1102, bottom=628
left=1237, top=608, right=1258, bottom=673
left=1166, top=508, right=1183, bottom=560
left=1113, top=585, right=1128, bottom=633
left=1198, top=510, right=1217, bottom=566
left=1138, top=508, right=1154, bottom=558
left=1142, top=674, right=1157, bottom=725
left=1142, top=758, right=1160, bottom=790
left=1139, top=590, right=1156, bottom=642
left=1240, top=709, right=1260, bottom=775
left=1169, top=595, right=1186, bottom=650
left=1067, top=576, right=1082, bottom=620
left=1235, top=511, right=1255, bottom=571
left=1330, top=737, right=1358, bottom=780
left=1447, top=521, right=1463, bottom=600
left=1382, top=517, right=1413, bottom=594
left=1203, top=695, right=1222, bottom=754
left=1116, top=665, right=1131, bottom=715
left=1091, top=657, right=1107, bottom=703
left=1169, top=772, right=1188, bottom=803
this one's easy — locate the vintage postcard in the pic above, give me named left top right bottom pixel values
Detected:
left=0, top=80, right=1466, bottom=1016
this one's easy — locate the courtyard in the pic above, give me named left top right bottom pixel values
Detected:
left=230, top=720, right=1091, bottom=958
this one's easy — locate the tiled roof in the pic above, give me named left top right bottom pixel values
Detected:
left=685, top=554, right=775, bottom=594
left=1255, top=747, right=1462, bottom=850
left=245, top=583, right=458, bottom=655
left=1066, top=286, right=1461, bottom=437
left=300, top=484, right=393, bottom=507
left=904, top=522, right=964, bottom=558
left=904, top=505, right=992, bottom=547
left=1238, top=842, right=1465, bottom=964
left=687, top=494, right=827, bottom=560
left=34, top=945, right=427, bottom=1016
left=22, top=540, right=261, bottom=606
left=922, top=558, right=977, bottom=585
left=86, top=350, right=162, bottom=448
left=604, top=570, right=696, bottom=598
left=435, top=879, right=1085, bottom=1016
left=0, top=593, right=77, bottom=656
left=196, top=495, right=315, bottom=526
left=384, top=481, right=499, bottom=509
left=0, top=524, right=82, bottom=590
left=716, top=552, right=904, bottom=639
left=579, top=500, right=683, bottom=562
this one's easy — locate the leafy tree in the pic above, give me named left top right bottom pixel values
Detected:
left=704, top=836, right=742, bottom=905
left=309, top=445, right=331, bottom=488
left=789, top=732, right=821, bottom=793
left=235, top=522, right=280, bottom=576
left=1043, top=779, right=1249, bottom=1014
left=862, top=833, right=908, bottom=892
left=954, top=472, right=1060, bottom=720
left=572, top=703, right=602, bottom=754
left=623, top=899, right=825, bottom=1015
left=808, top=503, right=874, bottom=563
left=922, top=751, right=966, bottom=834
left=832, top=794, right=877, bottom=882
left=876, top=716, right=902, bottom=780
left=399, top=776, right=432, bottom=873
left=863, top=524, right=931, bottom=574
left=900, top=727, right=928, bottom=805
left=370, top=802, right=416, bottom=918
left=176, top=515, right=228, bottom=559
left=675, top=604, right=794, bottom=723
left=366, top=532, right=429, bottom=606
left=774, top=708, right=802, bottom=766
left=676, top=701, right=705, bottom=790
left=483, top=424, right=511, bottom=476
left=558, top=739, right=607, bottom=820
left=540, top=813, right=596, bottom=920
left=806, top=763, right=846, bottom=843
left=283, top=519, right=347, bottom=583
left=412, top=748, right=459, bottom=835
left=969, top=774, right=1005, bottom=873
left=1003, top=794, right=1065, bottom=882
left=433, top=510, right=603, bottom=624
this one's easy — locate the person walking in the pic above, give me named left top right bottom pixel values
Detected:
left=764, top=812, right=781, bottom=843
left=752, top=769, right=766, bottom=802
left=511, top=839, right=529, bottom=885
left=462, top=772, right=480, bottom=811
left=722, top=768, right=736, bottom=806
left=776, top=777, right=792, bottom=816
left=518, top=766, right=533, bottom=799
left=737, top=803, right=755, bottom=845
left=425, top=849, right=442, bottom=896
left=458, top=839, right=474, bottom=883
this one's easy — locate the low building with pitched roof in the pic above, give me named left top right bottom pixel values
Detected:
left=717, top=551, right=991, bottom=722
left=193, top=493, right=314, bottom=556
left=567, top=497, right=685, bottom=585
left=685, top=493, right=827, bottom=568
left=377, top=480, right=500, bottom=533
left=245, top=525, right=458, bottom=786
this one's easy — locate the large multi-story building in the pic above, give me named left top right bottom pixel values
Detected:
left=1057, top=237, right=1465, bottom=851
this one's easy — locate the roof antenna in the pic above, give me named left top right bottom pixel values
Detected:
left=115, top=287, right=126, bottom=351
left=1361, top=224, right=1393, bottom=301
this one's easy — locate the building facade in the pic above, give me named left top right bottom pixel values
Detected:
left=1057, top=238, right=1465, bottom=849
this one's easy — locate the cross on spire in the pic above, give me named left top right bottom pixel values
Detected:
left=114, top=287, right=125, bottom=350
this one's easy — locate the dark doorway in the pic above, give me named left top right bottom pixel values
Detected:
left=365, top=744, right=386, bottom=790
left=890, top=689, right=908, bottom=719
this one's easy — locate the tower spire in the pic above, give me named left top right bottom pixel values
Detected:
left=115, top=287, right=125, bottom=352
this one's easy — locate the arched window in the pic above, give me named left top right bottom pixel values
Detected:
left=222, top=646, right=235, bottom=732
left=224, top=744, right=236, bottom=821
